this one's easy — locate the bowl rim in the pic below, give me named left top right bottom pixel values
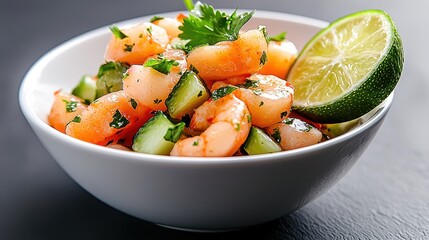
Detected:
left=19, top=10, right=393, bottom=165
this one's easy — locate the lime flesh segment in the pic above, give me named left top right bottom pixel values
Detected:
left=287, top=10, right=404, bottom=123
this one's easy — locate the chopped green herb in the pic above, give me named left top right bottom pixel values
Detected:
left=146, top=26, right=153, bottom=36
left=124, top=43, right=134, bottom=52
left=150, top=16, right=164, bottom=22
left=247, top=114, right=252, bottom=123
left=109, top=25, right=128, bottom=39
left=170, top=38, right=193, bottom=53
left=284, top=118, right=312, bottom=132
left=179, top=2, right=254, bottom=51
left=123, top=73, right=129, bottom=79
left=284, top=118, right=294, bottom=124
left=260, top=51, right=267, bottom=65
left=144, top=55, right=179, bottom=74
left=259, top=101, right=264, bottom=107
left=130, top=98, right=138, bottom=109
left=235, top=123, right=241, bottom=131
left=109, top=110, right=130, bottom=129
left=71, top=116, right=81, bottom=123
left=138, top=33, right=143, bottom=38
left=269, top=31, right=286, bottom=42
left=193, top=140, right=199, bottom=146
left=253, top=89, right=263, bottom=96
left=164, top=122, right=185, bottom=143
left=238, top=79, right=259, bottom=89
left=154, top=98, right=162, bottom=104
left=212, top=86, right=238, bottom=100
left=280, top=111, right=288, bottom=119
left=271, top=128, right=282, bottom=143
left=258, top=26, right=269, bottom=44
left=197, top=90, right=203, bottom=97
left=62, top=100, right=78, bottom=113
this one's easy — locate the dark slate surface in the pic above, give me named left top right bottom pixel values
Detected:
left=2, top=0, right=428, bottom=239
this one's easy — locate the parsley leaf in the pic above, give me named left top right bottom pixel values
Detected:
left=238, top=79, right=259, bottom=89
left=269, top=31, right=286, bottom=42
left=164, top=122, right=186, bottom=143
left=271, top=128, right=282, bottom=143
left=144, top=55, right=179, bottom=75
left=178, top=2, right=254, bottom=51
left=123, top=43, right=134, bottom=52
left=171, top=38, right=193, bottom=53
left=70, top=116, right=81, bottom=123
left=62, top=100, right=78, bottom=113
left=284, top=118, right=294, bottom=125
left=284, top=118, right=312, bottom=132
left=109, top=25, right=128, bottom=39
left=280, top=111, right=288, bottom=119
left=212, top=86, right=238, bottom=100
left=258, top=26, right=269, bottom=44
left=260, top=51, right=267, bottom=65
left=109, top=110, right=130, bottom=129
left=150, top=16, right=164, bottom=22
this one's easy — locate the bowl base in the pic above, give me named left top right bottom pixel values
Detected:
left=156, top=223, right=247, bottom=233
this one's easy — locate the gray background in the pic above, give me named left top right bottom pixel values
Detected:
left=2, top=0, right=428, bottom=239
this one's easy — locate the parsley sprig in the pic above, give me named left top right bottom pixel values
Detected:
left=179, top=1, right=254, bottom=51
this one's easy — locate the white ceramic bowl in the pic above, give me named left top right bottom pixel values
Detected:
left=19, top=11, right=394, bottom=231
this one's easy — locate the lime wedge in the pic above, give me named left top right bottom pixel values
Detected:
left=287, top=10, right=404, bottom=123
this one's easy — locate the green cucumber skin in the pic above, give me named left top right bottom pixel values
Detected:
left=96, top=62, right=129, bottom=98
left=71, top=75, right=97, bottom=103
left=166, top=71, right=210, bottom=119
left=244, top=126, right=282, bottom=155
left=132, top=112, right=175, bottom=155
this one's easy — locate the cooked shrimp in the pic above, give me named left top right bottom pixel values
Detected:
left=211, top=74, right=294, bottom=128
left=186, top=28, right=268, bottom=82
left=170, top=94, right=251, bottom=157
left=259, top=39, right=298, bottom=79
left=152, top=17, right=182, bottom=40
left=66, top=91, right=153, bottom=146
left=105, top=23, right=169, bottom=65
left=123, top=49, right=187, bottom=111
left=48, top=91, right=87, bottom=133
left=266, top=118, right=322, bottom=150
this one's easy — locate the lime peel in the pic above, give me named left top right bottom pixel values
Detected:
left=287, top=9, right=404, bottom=123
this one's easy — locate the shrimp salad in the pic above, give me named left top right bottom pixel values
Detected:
left=48, top=1, right=326, bottom=157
